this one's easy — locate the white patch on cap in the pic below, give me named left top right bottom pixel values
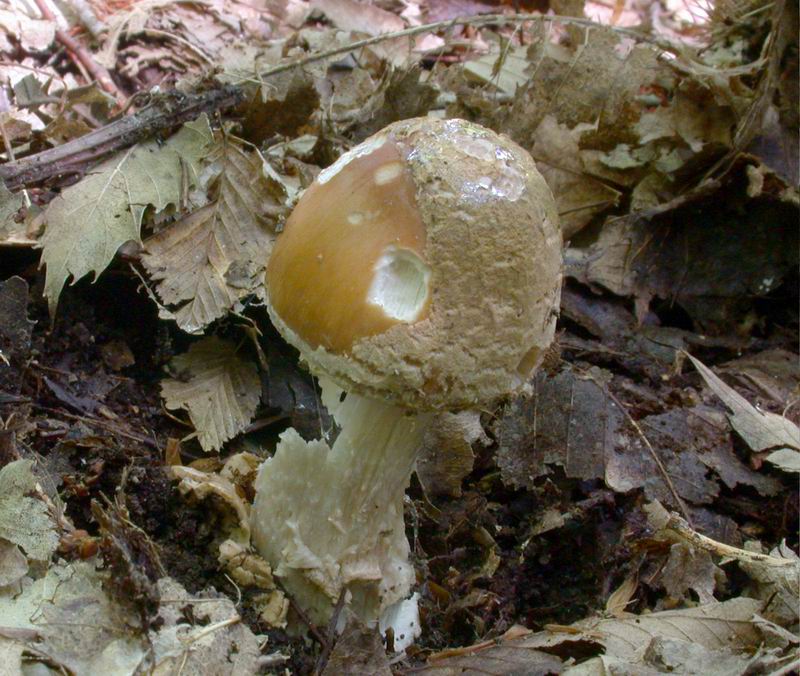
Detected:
left=367, top=247, right=430, bottom=323
left=317, top=136, right=387, bottom=185
left=374, top=162, right=403, bottom=185
left=347, top=212, right=364, bottom=225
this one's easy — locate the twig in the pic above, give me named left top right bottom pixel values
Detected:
left=1, top=10, right=763, bottom=193
left=0, top=85, right=244, bottom=190
left=252, top=12, right=685, bottom=85
left=658, top=509, right=797, bottom=567
left=314, top=590, right=348, bottom=675
left=31, top=0, right=121, bottom=103
left=33, top=403, right=160, bottom=449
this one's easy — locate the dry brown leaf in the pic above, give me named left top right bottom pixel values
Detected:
left=688, top=354, right=800, bottom=473
left=0, top=9, right=55, bottom=52
left=172, top=465, right=251, bottom=541
left=569, top=160, right=798, bottom=331
left=719, top=349, right=800, bottom=409
left=322, top=614, right=392, bottom=676
left=660, top=542, right=723, bottom=605
left=645, top=502, right=800, bottom=627
left=531, top=115, right=622, bottom=238
left=604, top=573, right=638, bottom=617
left=161, top=337, right=261, bottom=452
left=422, top=598, right=765, bottom=674
left=41, top=116, right=212, bottom=314
left=739, top=541, right=800, bottom=627
left=142, top=136, right=284, bottom=334
left=311, top=0, right=409, bottom=65
left=494, top=367, right=619, bottom=490
left=417, top=410, right=485, bottom=498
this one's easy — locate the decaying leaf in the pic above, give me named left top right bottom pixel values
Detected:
left=239, top=66, right=321, bottom=145
left=0, top=560, right=146, bottom=674
left=0, top=276, right=35, bottom=395
left=531, top=115, right=622, bottom=238
left=40, top=116, right=213, bottom=313
left=149, top=577, right=262, bottom=674
left=740, top=541, right=800, bottom=627
left=604, top=574, right=638, bottom=618
left=719, top=349, right=799, bottom=410
left=321, top=614, right=392, bottom=676
left=688, top=354, right=800, bottom=472
left=161, top=337, right=261, bottom=451
left=0, top=559, right=264, bottom=675
left=417, top=410, right=484, bottom=498
left=0, top=459, right=58, bottom=562
left=0, top=9, right=55, bottom=52
left=172, top=462, right=252, bottom=542
left=0, top=182, right=28, bottom=245
left=171, top=453, right=289, bottom=628
left=569, top=160, right=799, bottom=330
left=645, top=502, right=800, bottom=627
left=0, top=539, right=27, bottom=587
left=495, top=367, right=619, bottom=490
left=311, top=0, right=409, bottom=65
left=660, top=542, right=723, bottom=605
left=142, top=135, right=285, bottom=334
left=463, top=43, right=530, bottom=97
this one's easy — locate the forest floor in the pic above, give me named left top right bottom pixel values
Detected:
left=0, top=0, right=798, bottom=673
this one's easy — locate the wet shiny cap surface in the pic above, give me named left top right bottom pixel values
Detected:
left=266, top=136, right=430, bottom=354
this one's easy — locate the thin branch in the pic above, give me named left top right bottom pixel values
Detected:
left=0, top=85, right=245, bottom=190
left=0, top=10, right=763, bottom=193
left=252, top=12, right=686, bottom=84
left=660, top=510, right=797, bottom=567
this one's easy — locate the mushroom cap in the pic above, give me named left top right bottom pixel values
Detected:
left=267, top=117, right=562, bottom=410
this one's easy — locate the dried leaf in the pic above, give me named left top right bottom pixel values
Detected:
left=660, top=542, right=722, bottom=605
left=0, top=560, right=146, bottom=674
left=322, top=614, right=392, bottom=676
left=240, top=67, right=320, bottom=145
left=494, top=367, right=620, bottom=490
left=0, top=182, right=27, bottom=245
left=0, top=10, right=55, bottom=51
left=528, top=598, right=761, bottom=660
left=605, top=574, right=638, bottom=618
left=150, top=577, right=261, bottom=674
left=41, top=116, right=213, bottom=313
left=570, top=161, right=799, bottom=330
left=0, top=539, right=27, bottom=587
left=688, top=354, right=800, bottom=472
left=463, top=44, right=530, bottom=97
left=0, top=459, right=58, bottom=561
left=0, top=276, right=35, bottom=395
left=312, top=0, right=408, bottom=65
left=417, top=410, right=484, bottom=498
left=531, top=116, right=621, bottom=238
left=645, top=502, right=800, bottom=627
left=739, top=542, right=800, bottom=626
left=142, top=136, right=283, bottom=333
left=161, top=337, right=261, bottom=451
left=172, top=464, right=251, bottom=541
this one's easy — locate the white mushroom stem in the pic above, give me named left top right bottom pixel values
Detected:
left=250, top=376, right=433, bottom=628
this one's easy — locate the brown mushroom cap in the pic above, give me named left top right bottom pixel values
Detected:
left=267, top=117, right=562, bottom=410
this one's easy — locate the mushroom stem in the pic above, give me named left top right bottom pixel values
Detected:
left=251, top=377, right=433, bottom=627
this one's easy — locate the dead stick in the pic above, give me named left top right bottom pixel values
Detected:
left=0, top=86, right=244, bottom=190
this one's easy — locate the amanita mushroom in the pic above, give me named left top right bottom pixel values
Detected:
left=251, top=117, right=562, bottom=635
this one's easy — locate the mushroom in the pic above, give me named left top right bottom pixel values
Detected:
left=251, top=117, right=562, bottom=634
